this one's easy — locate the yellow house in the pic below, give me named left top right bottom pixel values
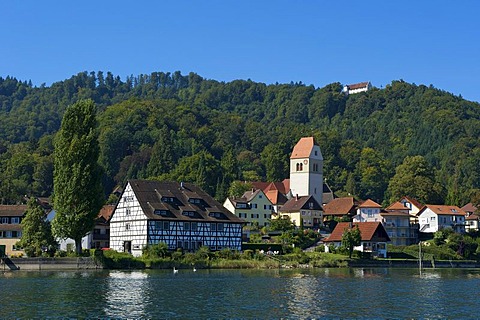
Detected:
left=223, top=189, right=274, bottom=227
left=278, top=195, right=323, bottom=228
left=0, top=205, right=27, bottom=257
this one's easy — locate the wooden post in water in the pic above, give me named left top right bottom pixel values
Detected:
left=419, top=241, right=422, bottom=274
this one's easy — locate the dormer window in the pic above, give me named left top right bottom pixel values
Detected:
left=162, top=197, right=175, bottom=203
left=188, top=198, right=202, bottom=204
left=450, top=209, right=457, bottom=213
left=154, top=209, right=168, bottom=216
left=182, top=211, right=196, bottom=217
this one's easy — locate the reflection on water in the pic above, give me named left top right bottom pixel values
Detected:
left=2, top=268, right=480, bottom=318
left=104, top=271, right=150, bottom=319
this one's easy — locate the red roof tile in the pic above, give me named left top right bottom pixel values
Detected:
left=291, top=137, right=316, bottom=159
left=462, top=203, right=478, bottom=213
left=347, top=82, right=370, bottom=90
left=386, top=201, right=409, bottom=211
left=421, top=204, right=466, bottom=216
left=325, top=222, right=390, bottom=242
left=359, top=199, right=382, bottom=208
left=323, top=197, right=357, bottom=216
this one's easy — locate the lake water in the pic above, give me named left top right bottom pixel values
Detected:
left=2, top=267, right=480, bottom=319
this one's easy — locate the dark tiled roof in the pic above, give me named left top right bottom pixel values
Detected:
left=380, top=210, right=411, bottom=217
left=325, top=222, right=390, bottom=242
left=0, top=205, right=27, bottom=217
left=347, top=82, right=370, bottom=90
left=279, top=195, right=322, bottom=213
left=127, top=180, right=244, bottom=223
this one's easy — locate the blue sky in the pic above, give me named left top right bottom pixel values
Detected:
left=2, top=1, right=479, bottom=102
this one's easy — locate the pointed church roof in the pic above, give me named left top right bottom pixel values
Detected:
left=290, top=137, right=317, bottom=159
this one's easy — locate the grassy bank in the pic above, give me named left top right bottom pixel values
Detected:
left=97, top=248, right=351, bottom=270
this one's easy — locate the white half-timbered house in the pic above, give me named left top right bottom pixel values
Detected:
left=109, top=180, right=245, bottom=256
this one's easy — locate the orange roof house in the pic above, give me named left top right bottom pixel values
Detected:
left=323, top=197, right=358, bottom=218
left=324, top=222, right=390, bottom=257
left=418, top=205, right=466, bottom=234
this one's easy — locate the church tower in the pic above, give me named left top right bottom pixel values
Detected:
left=289, top=137, right=323, bottom=205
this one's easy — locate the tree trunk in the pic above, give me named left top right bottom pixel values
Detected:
left=75, top=238, right=83, bottom=255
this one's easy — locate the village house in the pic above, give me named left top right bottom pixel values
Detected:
left=251, top=181, right=289, bottom=213
left=418, top=204, right=466, bottom=234
left=353, top=199, right=382, bottom=223
left=0, top=205, right=26, bottom=256
left=382, top=201, right=417, bottom=246
left=323, top=222, right=390, bottom=258
left=48, top=204, right=114, bottom=251
left=462, top=203, right=479, bottom=232
left=342, top=81, right=372, bottom=95
left=223, top=189, right=274, bottom=227
left=109, top=180, right=244, bottom=257
left=278, top=195, right=323, bottom=228
left=322, top=196, right=359, bottom=221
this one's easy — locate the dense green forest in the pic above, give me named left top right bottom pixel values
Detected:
left=0, top=71, right=479, bottom=207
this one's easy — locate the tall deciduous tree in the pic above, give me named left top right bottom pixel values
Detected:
left=17, top=197, right=57, bottom=257
left=386, top=155, right=444, bottom=204
left=52, top=99, right=104, bottom=254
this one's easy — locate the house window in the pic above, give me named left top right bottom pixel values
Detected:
left=1, top=217, right=8, bottom=224
left=163, top=221, right=170, bottom=230
left=431, top=217, right=436, bottom=221
left=184, top=222, right=190, bottom=231
left=217, top=223, right=224, bottom=232
left=252, top=204, right=257, bottom=209
left=259, top=195, right=263, bottom=198
left=12, top=231, right=18, bottom=238
left=125, top=223, right=130, bottom=230
left=155, top=221, right=163, bottom=230
left=123, top=196, right=134, bottom=202
left=192, top=222, right=198, bottom=231
left=211, top=223, right=217, bottom=231
left=309, top=202, right=314, bottom=209
left=126, top=208, right=131, bottom=216
left=11, top=217, right=20, bottom=224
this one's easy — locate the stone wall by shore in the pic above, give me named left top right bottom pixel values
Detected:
left=4, top=257, right=103, bottom=271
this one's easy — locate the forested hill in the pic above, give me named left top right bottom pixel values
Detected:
left=1, top=71, right=479, bottom=207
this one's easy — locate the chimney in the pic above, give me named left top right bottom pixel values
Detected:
left=295, top=194, right=299, bottom=201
